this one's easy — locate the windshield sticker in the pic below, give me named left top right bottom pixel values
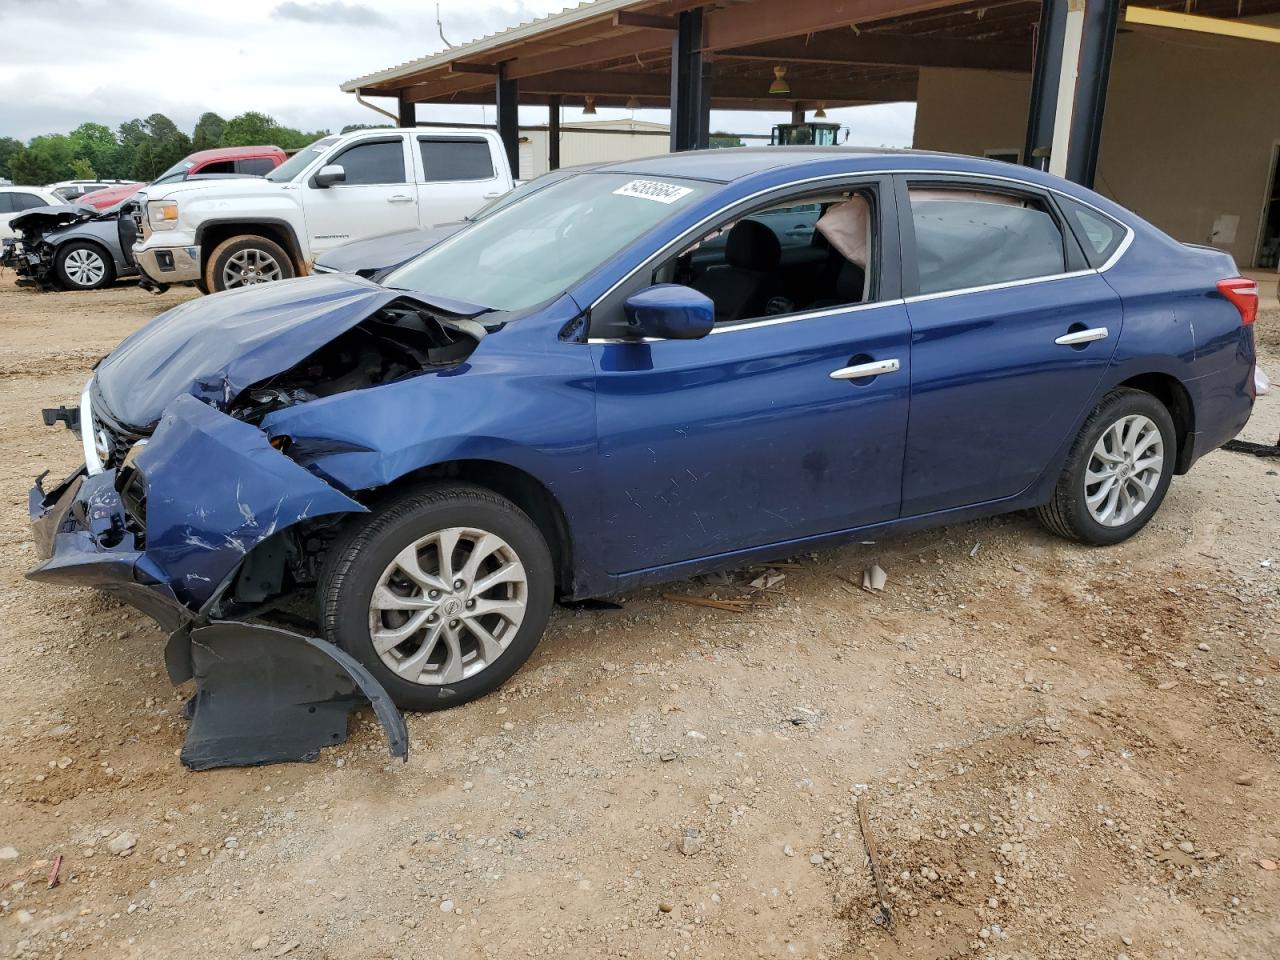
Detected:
left=613, top=179, right=694, bottom=204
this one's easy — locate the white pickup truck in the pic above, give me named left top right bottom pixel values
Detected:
left=131, top=127, right=513, bottom=293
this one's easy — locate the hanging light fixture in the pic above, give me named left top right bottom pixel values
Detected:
left=625, top=95, right=640, bottom=110
left=582, top=95, right=597, bottom=115
left=814, top=102, right=828, bottom=119
left=768, top=65, right=790, bottom=96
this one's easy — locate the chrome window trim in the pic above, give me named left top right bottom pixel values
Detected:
left=583, top=167, right=1137, bottom=336
left=902, top=268, right=1097, bottom=304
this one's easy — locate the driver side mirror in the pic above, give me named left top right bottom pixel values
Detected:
left=622, top=284, right=714, bottom=341
left=314, top=164, right=346, bottom=188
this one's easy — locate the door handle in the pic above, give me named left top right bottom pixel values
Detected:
left=387, top=194, right=414, bottom=203
left=829, top=358, right=900, bottom=380
left=1054, top=326, right=1108, bottom=346
left=482, top=192, right=503, bottom=199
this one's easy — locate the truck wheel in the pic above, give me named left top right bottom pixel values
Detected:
left=204, top=235, right=294, bottom=292
left=55, top=241, right=115, bottom=291
left=318, top=483, right=555, bottom=712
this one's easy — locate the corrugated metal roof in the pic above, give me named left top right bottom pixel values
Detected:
left=340, top=0, right=648, bottom=92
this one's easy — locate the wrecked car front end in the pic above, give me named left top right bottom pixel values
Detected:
left=0, top=203, right=136, bottom=290
left=26, top=273, right=495, bottom=768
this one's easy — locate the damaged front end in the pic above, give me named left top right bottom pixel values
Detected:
left=1, top=206, right=91, bottom=288
left=25, top=275, right=492, bottom=768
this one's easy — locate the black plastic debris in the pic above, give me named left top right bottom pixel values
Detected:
left=173, top=622, right=409, bottom=771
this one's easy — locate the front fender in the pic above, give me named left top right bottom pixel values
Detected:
left=131, top=393, right=367, bottom=608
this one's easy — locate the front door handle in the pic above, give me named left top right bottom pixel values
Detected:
left=830, top=358, right=900, bottom=380
left=1054, top=326, right=1109, bottom=346
left=482, top=192, right=503, bottom=199
left=387, top=194, right=414, bottom=204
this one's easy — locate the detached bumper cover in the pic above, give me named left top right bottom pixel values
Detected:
left=26, top=395, right=407, bottom=769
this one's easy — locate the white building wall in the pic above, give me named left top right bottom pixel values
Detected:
left=518, top=120, right=670, bottom=180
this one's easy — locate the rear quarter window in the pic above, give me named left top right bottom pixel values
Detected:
left=1057, top=196, right=1127, bottom=267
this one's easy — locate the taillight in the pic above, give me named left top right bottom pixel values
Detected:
left=1217, top=277, right=1258, bottom=326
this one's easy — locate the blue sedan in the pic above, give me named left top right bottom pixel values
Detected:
left=29, top=149, right=1259, bottom=729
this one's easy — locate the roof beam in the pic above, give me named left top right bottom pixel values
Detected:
left=614, top=11, right=676, bottom=29
left=408, top=67, right=919, bottom=104
left=716, top=33, right=1032, bottom=71
left=703, top=0, right=972, bottom=51
left=503, top=30, right=672, bottom=80
left=1124, top=5, right=1280, bottom=43
left=448, top=62, right=501, bottom=75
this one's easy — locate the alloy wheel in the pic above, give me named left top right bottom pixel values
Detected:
left=64, top=248, right=106, bottom=287
left=222, top=248, right=283, bottom=288
left=367, top=526, right=528, bottom=685
left=1084, top=413, right=1164, bottom=527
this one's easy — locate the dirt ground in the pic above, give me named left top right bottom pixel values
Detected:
left=0, top=271, right=1277, bottom=960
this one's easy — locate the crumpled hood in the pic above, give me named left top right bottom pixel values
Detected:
left=95, top=274, right=405, bottom=429
left=10, top=204, right=95, bottom=233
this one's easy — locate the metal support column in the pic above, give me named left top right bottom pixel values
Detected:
left=548, top=95, right=561, bottom=171
left=397, top=93, right=416, bottom=128
left=791, top=103, right=807, bottom=125
left=496, top=64, right=520, bottom=176
left=1024, top=0, right=1120, bottom=186
left=670, top=9, right=711, bottom=152
left=1023, top=0, right=1066, bottom=171
left=1065, top=0, right=1121, bottom=187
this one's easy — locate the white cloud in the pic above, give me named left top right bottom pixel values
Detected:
left=0, top=0, right=914, bottom=147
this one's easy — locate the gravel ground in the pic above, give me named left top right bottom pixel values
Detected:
left=0, top=273, right=1277, bottom=960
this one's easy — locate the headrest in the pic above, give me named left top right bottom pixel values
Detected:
left=725, top=219, right=781, bottom=271
left=816, top=196, right=871, bottom=269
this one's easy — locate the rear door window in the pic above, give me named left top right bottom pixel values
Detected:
left=12, top=192, right=47, bottom=211
left=907, top=187, right=1067, bottom=295
left=237, top=157, right=276, bottom=176
left=196, top=160, right=235, bottom=175
left=419, top=138, right=495, bottom=182
left=332, top=140, right=407, bottom=185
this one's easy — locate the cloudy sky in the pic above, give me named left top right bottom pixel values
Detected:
left=0, top=0, right=915, bottom=145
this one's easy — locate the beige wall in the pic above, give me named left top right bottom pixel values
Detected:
left=913, top=30, right=1280, bottom=266
left=519, top=124, right=670, bottom=179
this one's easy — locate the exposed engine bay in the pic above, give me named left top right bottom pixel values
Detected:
left=229, top=300, right=488, bottom=424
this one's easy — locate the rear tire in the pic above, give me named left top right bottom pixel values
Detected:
left=318, top=483, right=555, bottom=712
left=203, top=234, right=294, bottom=293
left=1036, top=388, right=1176, bottom=545
left=55, top=241, right=115, bottom=290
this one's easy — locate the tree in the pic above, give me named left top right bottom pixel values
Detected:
left=192, top=111, right=227, bottom=151
left=129, top=113, right=191, bottom=180
left=67, top=157, right=97, bottom=179
left=8, top=135, right=77, bottom=184
left=223, top=111, right=328, bottom=150
left=68, top=123, right=118, bottom=177
left=0, top=137, right=21, bottom=181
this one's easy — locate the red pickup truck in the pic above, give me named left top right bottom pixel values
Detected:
left=77, top=145, right=288, bottom=210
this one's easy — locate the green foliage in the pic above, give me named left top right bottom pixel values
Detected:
left=192, top=112, right=227, bottom=151
left=0, top=137, right=21, bottom=180
left=222, top=111, right=327, bottom=151
left=3, top=111, right=333, bottom=186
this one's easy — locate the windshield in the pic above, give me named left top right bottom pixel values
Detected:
left=385, top=172, right=709, bottom=311
left=465, top=169, right=576, bottom=222
left=151, top=160, right=195, bottom=186
left=266, top=137, right=339, bottom=182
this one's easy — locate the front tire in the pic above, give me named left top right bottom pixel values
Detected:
left=1037, top=388, right=1176, bottom=545
left=55, top=241, right=115, bottom=290
left=318, top=483, right=555, bottom=712
left=203, top=235, right=294, bottom=293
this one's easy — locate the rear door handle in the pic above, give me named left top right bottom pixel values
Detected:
left=1055, top=326, right=1108, bottom=346
left=830, top=358, right=900, bottom=380
left=387, top=194, right=414, bottom=204
left=482, top=192, right=503, bottom=199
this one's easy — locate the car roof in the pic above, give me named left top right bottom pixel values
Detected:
left=185, top=145, right=286, bottom=163
left=590, top=146, right=1034, bottom=184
